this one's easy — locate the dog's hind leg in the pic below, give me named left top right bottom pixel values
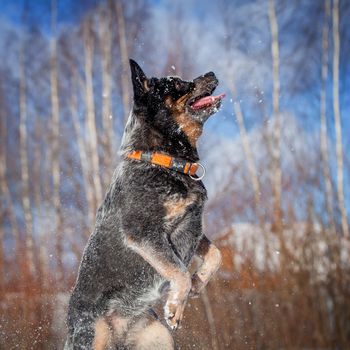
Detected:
left=92, top=317, right=112, bottom=350
left=109, top=315, right=129, bottom=347
left=71, top=314, right=95, bottom=350
left=125, top=317, right=174, bottom=350
left=69, top=309, right=111, bottom=350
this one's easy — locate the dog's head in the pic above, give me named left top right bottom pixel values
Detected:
left=129, top=59, right=225, bottom=147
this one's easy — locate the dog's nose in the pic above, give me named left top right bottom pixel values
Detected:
left=204, top=72, right=215, bottom=78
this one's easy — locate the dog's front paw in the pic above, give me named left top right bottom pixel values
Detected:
left=189, top=273, right=206, bottom=298
left=164, top=299, right=186, bottom=330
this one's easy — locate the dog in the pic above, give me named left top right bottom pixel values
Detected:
left=65, top=59, right=224, bottom=349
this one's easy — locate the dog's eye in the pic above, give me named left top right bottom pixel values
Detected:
left=174, top=81, right=182, bottom=90
left=174, top=81, right=194, bottom=96
left=148, top=78, right=157, bottom=89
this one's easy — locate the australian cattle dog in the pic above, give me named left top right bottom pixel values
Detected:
left=65, top=59, right=224, bottom=349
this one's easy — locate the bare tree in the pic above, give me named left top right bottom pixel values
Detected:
left=19, top=46, right=35, bottom=276
left=83, top=18, right=103, bottom=210
left=0, top=81, right=20, bottom=290
left=50, top=0, right=64, bottom=281
left=32, top=121, right=49, bottom=285
left=98, top=2, right=114, bottom=185
left=115, top=0, right=130, bottom=123
left=70, top=68, right=95, bottom=228
left=230, top=85, right=261, bottom=216
left=320, top=0, right=335, bottom=232
left=268, top=0, right=282, bottom=229
left=332, top=0, right=348, bottom=236
left=220, top=3, right=264, bottom=270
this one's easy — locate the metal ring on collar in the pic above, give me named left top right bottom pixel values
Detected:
left=189, top=162, right=206, bottom=181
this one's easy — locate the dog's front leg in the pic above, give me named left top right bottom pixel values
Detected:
left=190, top=236, right=222, bottom=297
left=126, top=236, right=191, bottom=330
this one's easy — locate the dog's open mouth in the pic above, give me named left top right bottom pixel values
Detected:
left=189, top=93, right=226, bottom=110
left=184, top=72, right=225, bottom=120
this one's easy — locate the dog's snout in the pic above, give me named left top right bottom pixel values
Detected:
left=206, top=72, right=219, bottom=87
left=193, top=72, right=218, bottom=87
left=204, top=71, right=215, bottom=79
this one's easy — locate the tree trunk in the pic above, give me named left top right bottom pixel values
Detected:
left=0, top=85, right=20, bottom=291
left=268, top=0, right=283, bottom=231
left=98, top=3, right=114, bottom=185
left=84, top=19, right=103, bottom=212
left=320, top=0, right=335, bottom=232
left=115, top=0, right=130, bottom=123
left=229, top=83, right=261, bottom=217
left=51, top=0, right=64, bottom=282
left=70, top=69, right=95, bottom=229
left=332, top=0, right=349, bottom=237
left=19, top=47, right=35, bottom=277
left=32, top=121, right=49, bottom=288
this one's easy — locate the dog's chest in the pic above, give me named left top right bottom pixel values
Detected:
left=163, top=185, right=206, bottom=264
left=163, top=183, right=206, bottom=223
left=163, top=192, right=197, bottom=220
left=163, top=176, right=206, bottom=216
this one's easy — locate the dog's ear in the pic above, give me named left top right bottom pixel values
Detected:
left=129, top=59, right=149, bottom=101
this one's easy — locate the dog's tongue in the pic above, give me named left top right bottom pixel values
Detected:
left=191, top=93, right=226, bottom=110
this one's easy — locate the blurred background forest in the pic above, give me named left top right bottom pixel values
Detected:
left=1, top=0, right=350, bottom=349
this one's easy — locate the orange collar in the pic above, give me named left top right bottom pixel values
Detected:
left=126, top=150, right=205, bottom=180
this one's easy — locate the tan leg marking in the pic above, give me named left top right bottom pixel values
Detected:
left=93, top=317, right=111, bottom=350
left=109, top=315, right=129, bottom=342
left=131, top=320, right=174, bottom=350
left=164, top=193, right=197, bottom=219
left=191, top=237, right=222, bottom=296
left=126, top=238, right=191, bottom=329
left=165, top=96, right=203, bottom=147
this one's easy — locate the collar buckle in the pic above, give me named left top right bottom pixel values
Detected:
left=189, top=162, right=206, bottom=181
